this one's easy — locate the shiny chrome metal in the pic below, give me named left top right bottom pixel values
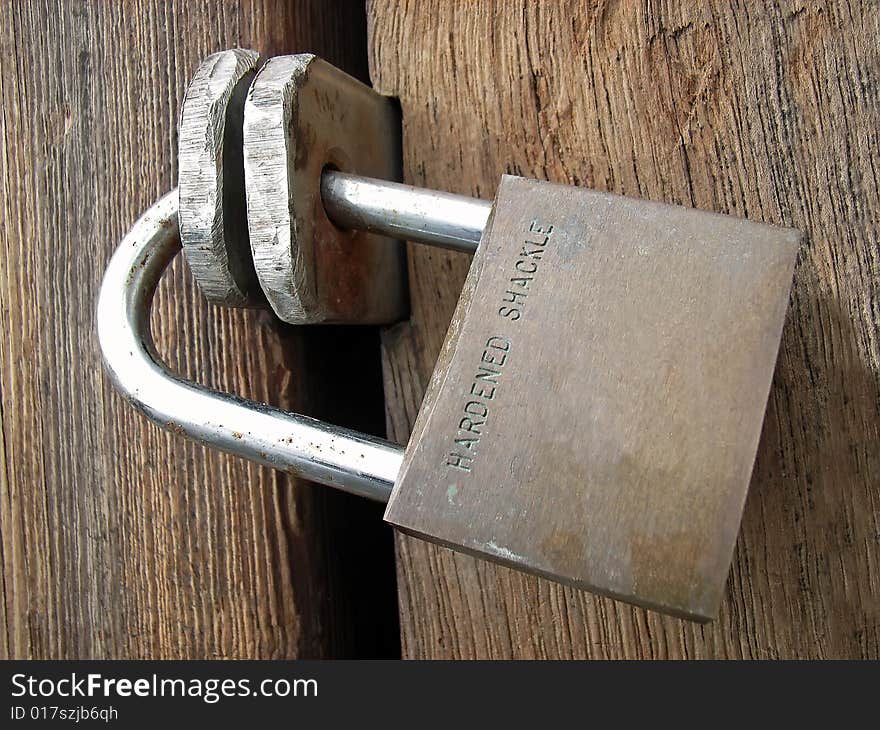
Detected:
left=321, top=170, right=490, bottom=253
left=97, top=190, right=403, bottom=502
left=100, top=173, right=490, bottom=498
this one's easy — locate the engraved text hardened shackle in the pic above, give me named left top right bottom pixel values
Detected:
left=98, top=50, right=800, bottom=622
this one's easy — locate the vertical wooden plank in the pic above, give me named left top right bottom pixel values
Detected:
left=369, top=0, right=880, bottom=658
left=0, top=0, right=397, bottom=659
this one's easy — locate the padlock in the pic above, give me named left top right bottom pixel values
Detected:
left=98, top=50, right=799, bottom=622
left=385, top=175, right=798, bottom=621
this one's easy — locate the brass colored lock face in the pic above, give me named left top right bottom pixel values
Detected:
left=385, top=175, right=799, bottom=621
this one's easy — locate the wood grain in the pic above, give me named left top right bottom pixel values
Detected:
left=369, top=0, right=880, bottom=658
left=0, top=0, right=397, bottom=659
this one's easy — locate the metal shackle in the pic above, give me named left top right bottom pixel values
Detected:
left=97, top=171, right=490, bottom=502
left=98, top=49, right=496, bottom=501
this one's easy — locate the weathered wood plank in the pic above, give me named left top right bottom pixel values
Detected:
left=0, top=0, right=395, bottom=659
left=370, top=0, right=880, bottom=658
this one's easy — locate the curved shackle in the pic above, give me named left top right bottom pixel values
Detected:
left=97, top=172, right=491, bottom=502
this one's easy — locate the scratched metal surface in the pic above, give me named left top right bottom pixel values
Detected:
left=178, top=48, right=263, bottom=306
left=243, top=54, right=407, bottom=324
left=385, top=175, right=798, bottom=622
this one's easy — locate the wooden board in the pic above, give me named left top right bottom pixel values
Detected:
left=0, top=0, right=397, bottom=659
left=369, top=0, right=880, bottom=658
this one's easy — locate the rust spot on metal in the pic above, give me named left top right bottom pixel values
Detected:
left=165, top=421, right=186, bottom=436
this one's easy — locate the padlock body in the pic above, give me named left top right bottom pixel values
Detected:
left=385, top=175, right=798, bottom=621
